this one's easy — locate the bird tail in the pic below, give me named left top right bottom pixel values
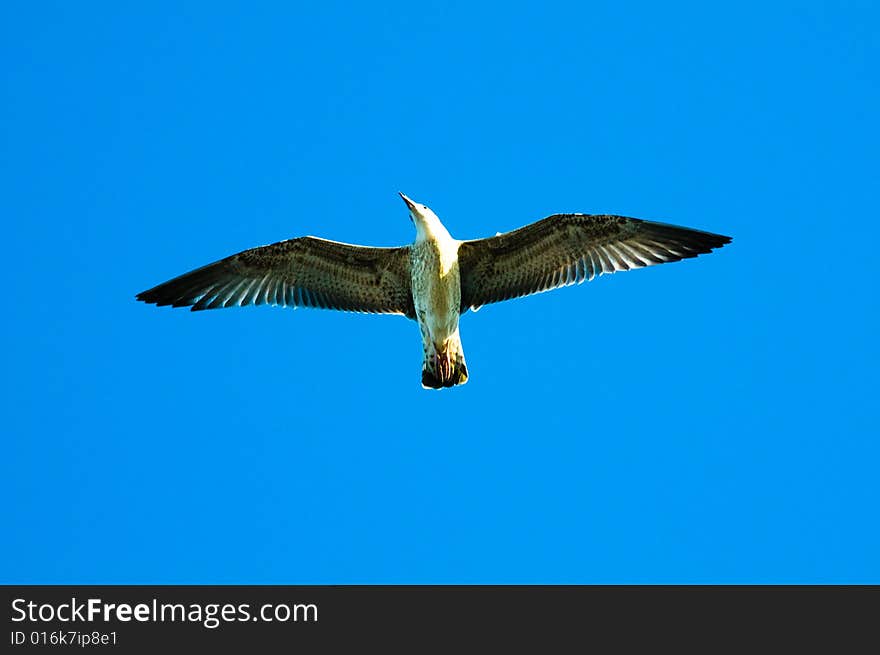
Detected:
left=422, top=333, right=468, bottom=389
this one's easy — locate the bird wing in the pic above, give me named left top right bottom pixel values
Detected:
left=457, top=214, right=731, bottom=311
left=137, top=236, right=416, bottom=318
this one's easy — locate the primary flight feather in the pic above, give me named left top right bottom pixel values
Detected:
left=137, top=193, right=731, bottom=389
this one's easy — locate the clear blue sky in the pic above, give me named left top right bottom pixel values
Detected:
left=3, top=2, right=878, bottom=583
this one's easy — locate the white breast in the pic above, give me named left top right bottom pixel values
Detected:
left=411, top=238, right=461, bottom=343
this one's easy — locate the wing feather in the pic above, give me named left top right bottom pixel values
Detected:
left=137, top=236, right=416, bottom=318
left=458, top=214, right=731, bottom=311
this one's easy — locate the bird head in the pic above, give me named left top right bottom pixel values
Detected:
left=399, top=192, right=444, bottom=240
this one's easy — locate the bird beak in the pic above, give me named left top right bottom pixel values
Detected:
left=399, top=192, right=417, bottom=211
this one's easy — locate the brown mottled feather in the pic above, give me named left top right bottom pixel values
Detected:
left=136, top=237, right=416, bottom=318
left=457, top=214, right=731, bottom=311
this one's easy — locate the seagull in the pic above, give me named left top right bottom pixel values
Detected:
left=137, top=193, right=731, bottom=389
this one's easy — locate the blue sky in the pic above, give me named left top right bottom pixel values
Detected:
left=2, top=2, right=878, bottom=583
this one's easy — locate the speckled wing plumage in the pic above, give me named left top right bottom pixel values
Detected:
left=457, top=214, right=731, bottom=312
left=136, top=237, right=416, bottom=318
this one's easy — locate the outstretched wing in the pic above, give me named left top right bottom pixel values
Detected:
left=137, top=236, right=416, bottom=318
left=457, top=214, right=731, bottom=311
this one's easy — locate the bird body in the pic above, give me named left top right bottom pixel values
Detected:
left=137, top=193, right=731, bottom=389
left=408, top=211, right=467, bottom=387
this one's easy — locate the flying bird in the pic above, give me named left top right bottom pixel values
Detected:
left=137, top=193, right=731, bottom=389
